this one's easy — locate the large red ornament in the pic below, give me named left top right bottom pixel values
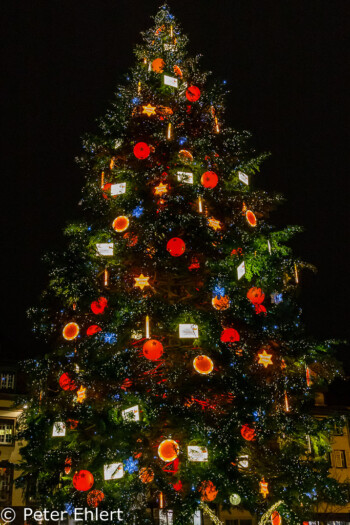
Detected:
left=271, top=512, right=282, bottom=525
left=91, top=297, right=108, bottom=315
left=112, top=216, right=129, bottom=232
left=143, top=339, right=164, bottom=361
left=240, top=424, right=256, bottom=441
left=201, top=171, right=218, bottom=189
left=86, top=325, right=102, bottom=336
left=246, top=210, right=257, bottom=227
left=102, top=182, right=113, bottom=199
left=199, top=480, right=218, bottom=502
left=220, top=328, right=240, bottom=343
left=73, top=470, right=94, bottom=491
left=152, top=58, right=165, bottom=73
left=158, top=439, right=179, bottom=462
left=134, top=142, right=150, bottom=159
left=59, top=373, right=77, bottom=391
left=247, top=287, right=266, bottom=315
left=87, top=490, right=105, bottom=508
left=62, top=322, right=79, bottom=341
left=186, top=86, right=201, bottom=102
left=166, top=237, right=186, bottom=257
left=193, top=355, right=214, bottom=375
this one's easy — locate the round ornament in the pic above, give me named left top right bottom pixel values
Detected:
left=158, top=439, right=179, bottom=462
left=201, top=171, right=218, bottom=189
left=212, top=295, right=230, bottom=311
left=199, top=480, right=218, bottom=502
left=166, top=237, right=186, bottom=257
left=123, top=232, right=138, bottom=247
left=246, top=210, right=257, bottom=227
left=134, top=142, right=150, bottom=159
left=87, top=490, right=105, bottom=508
left=59, top=373, right=76, bottom=391
left=186, top=86, right=201, bottom=102
left=178, top=149, right=193, bottom=163
left=220, top=328, right=240, bottom=343
left=139, top=467, right=154, bottom=483
left=152, top=58, right=165, bottom=73
left=143, top=339, right=164, bottom=361
left=240, top=424, right=256, bottom=441
left=193, top=355, right=214, bottom=375
left=91, top=297, right=108, bottom=315
left=229, top=493, right=241, bottom=506
left=73, top=470, right=94, bottom=492
left=63, top=322, right=79, bottom=341
left=86, top=325, right=102, bottom=336
left=271, top=511, right=282, bottom=525
left=112, top=216, right=129, bottom=233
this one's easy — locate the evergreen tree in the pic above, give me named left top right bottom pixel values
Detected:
left=18, top=4, right=346, bottom=524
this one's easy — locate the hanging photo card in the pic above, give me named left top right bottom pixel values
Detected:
left=237, top=260, right=246, bottom=280
left=187, top=446, right=208, bottom=462
left=177, top=171, right=194, bottom=184
left=238, top=171, right=249, bottom=185
left=193, top=510, right=202, bottom=525
left=164, top=43, right=176, bottom=52
left=52, top=422, right=66, bottom=437
left=110, top=182, right=126, bottom=196
left=159, top=510, right=173, bottom=525
left=104, top=463, right=124, bottom=480
left=163, top=75, right=178, bottom=88
left=122, top=405, right=140, bottom=422
left=179, top=324, right=199, bottom=338
left=96, top=243, right=114, bottom=256
left=237, top=455, right=249, bottom=469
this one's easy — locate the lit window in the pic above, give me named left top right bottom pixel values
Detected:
left=0, top=372, right=15, bottom=390
left=0, top=423, right=13, bottom=444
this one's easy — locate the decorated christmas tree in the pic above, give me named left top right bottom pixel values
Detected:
left=18, top=4, right=347, bottom=525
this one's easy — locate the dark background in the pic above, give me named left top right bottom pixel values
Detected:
left=1, top=0, right=349, bottom=363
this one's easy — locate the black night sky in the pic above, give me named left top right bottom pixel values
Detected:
left=2, top=1, right=349, bottom=366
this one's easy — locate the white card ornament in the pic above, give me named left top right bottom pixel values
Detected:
left=104, top=463, right=124, bottom=480
left=238, top=171, right=249, bottom=185
left=163, top=75, right=178, bottom=88
left=159, top=510, right=173, bottom=525
left=193, top=510, right=202, bottom=525
left=177, top=171, right=193, bottom=184
left=52, top=422, right=66, bottom=437
left=96, top=243, right=114, bottom=256
left=110, top=182, right=126, bottom=196
left=164, top=43, right=176, bottom=52
left=187, top=446, right=208, bottom=462
left=237, top=260, right=246, bottom=280
left=122, top=405, right=140, bottom=422
left=238, top=455, right=249, bottom=469
left=179, top=324, right=199, bottom=338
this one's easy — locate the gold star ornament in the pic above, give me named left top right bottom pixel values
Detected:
left=142, top=104, right=156, bottom=117
left=76, top=386, right=86, bottom=403
left=258, top=349, right=273, bottom=368
left=134, top=274, right=150, bottom=290
left=154, top=182, right=168, bottom=196
left=208, top=217, right=222, bottom=231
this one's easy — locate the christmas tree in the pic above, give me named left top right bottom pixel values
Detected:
left=18, top=4, right=347, bottom=524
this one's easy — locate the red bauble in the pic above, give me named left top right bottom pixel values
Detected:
left=271, top=512, right=282, bottom=525
left=134, top=142, right=150, bottom=159
left=247, top=287, right=265, bottom=305
left=240, top=424, right=256, bottom=441
left=91, top=297, right=108, bottom=315
left=73, top=470, right=94, bottom=491
left=220, top=328, right=240, bottom=343
left=143, top=339, right=164, bottom=361
left=166, top=237, right=186, bottom=257
left=199, top=480, right=218, bottom=502
left=201, top=171, right=218, bottom=189
left=101, top=183, right=114, bottom=200
left=59, top=373, right=76, bottom=391
left=186, top=86, right=201, bottom=102
left=86, top=325, right=102, bottom=336
left=87, top=490, right=105, bottom=508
